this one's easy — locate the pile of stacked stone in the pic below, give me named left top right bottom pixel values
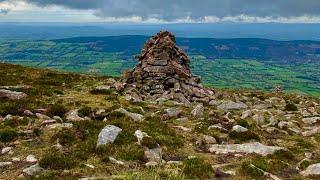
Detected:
left=122, top=31, right=214, bottom=104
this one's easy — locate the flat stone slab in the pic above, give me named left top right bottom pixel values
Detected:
left=209, top=142, right=284, bottom=156
left=116, top=108, right=144, bottom=122
left=300, top=163, right=320, bottom=176
left=0, top=89, right=27, bottom=100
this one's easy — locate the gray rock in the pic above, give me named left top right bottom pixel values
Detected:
left=144, top=147, right=162, bottom=163
left=241, top=110, right=252, bottom=119
left=145, top=161, right=159, bottom=167
left=0, top=162, right=12, bottom=168
left=252, top=114, right=265, bottom=125
left=302, top=116, right=320, bottom=124
left=116, top=108, right=144, bottom=122
left=26, top=155, right=37, bottom=163
left=23, top=110, right=34, bottom=116
left=209, top=99, right=220, bottom=106
left=109, top=157, right=125, bottom=166
left=40, top=119, right=57, bottom=127
left=22, top=163, right=43, bottom=176
left=191, top=103, right=204, bottom=117
left=301, top=163, right=320, bottom=176
left=134, top=130, right=149, bottom=145
left=35, top=113, right=51, bottom=120
left=164, top=108, right=182, bottom=118
left=203, top=135, right=217, bottom=144
left=209, top=142, right=284, bottom=156
left=232, top=125, right=248, bottom=133
left=47, top=123, right=73, bottom=129
left=217, top=100, right=248, bottom=110
left=1, top=147, right=12, bottom=155
left=302, top=127, right=320, bottom=137
left=0, top=89, right=27, bottom=100
left=97, top=125, right=122, bottom=146
left=53, top=116, right=63, bottom=122
left=66, top=109, right=85, bottom=121
left=173, top=126, right=192, bottom=132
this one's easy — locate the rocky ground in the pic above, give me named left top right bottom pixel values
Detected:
left=1, top=63, right=320, bottom=179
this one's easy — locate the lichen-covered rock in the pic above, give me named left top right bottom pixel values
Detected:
left=97, top=125, right=122, bottom=146
left=66, top=109, right=85, bottom=121
left=23, top=163, right=43, bottom=176
left=209, top=142, right=284, bottom=156
left=217, top=100, right=248, bottom=110
left=116, top=108, right=144, bottom=122
left=191, top=103, right=204, bottom=117
left=0, top=89, right=27, bottom=100
left=300, top=163, right=320, bottom=176
left=302, top=116, right=320, bottom=124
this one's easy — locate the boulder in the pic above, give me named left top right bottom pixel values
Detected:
left=116, top=108, right=144, bottom=122
left=26, top=155, right=38, bottom=163
left=144, top=147, right=162, bottom=163
left=0, top=162, right=12, bottom=168
left=164, top=108, right=182, bottom=118
left=66, top=109, right=85, bottom=121
left=300, top=163, right=320, bottom=176
left=134, top=130, right=149, bottom=145
left=0, top=89, right=27, bottom=100
left=217, top=100, right=248, bottom=110
left=232, top=125, right=248, bottom=133
left=302, top=126, right=320, bottom=137
left=252, top=114, right=265, bottom=125
left=302, top=116, right=320, bottom=124
left=203, top=135, right=217, bottom=144
left=1, top=147, right=13, bottom=155
left=209, top=142, right=284, bottom=156
left=97, top=125, right=122, bottom=146
left=22, top=163, right=43, bottom=176
left=191, top=103, right=204, bottom=117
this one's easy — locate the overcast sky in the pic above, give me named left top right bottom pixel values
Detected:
left=1, top=0, right=320, bottom=23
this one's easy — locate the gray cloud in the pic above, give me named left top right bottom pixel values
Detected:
left=21, top=0, right=320, bottom=21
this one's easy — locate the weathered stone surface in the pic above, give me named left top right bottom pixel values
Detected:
left=144, top=147, right=162, bottom=163
left=66, top=109, right=85, bottom=121
left=0, top=162, right=12, bottom=168
left=1, top=147, right=13, bottom=155
left=232, top=125, right=248, bottom=133
left=26, top=155, right=38, bottom=163
left=302, top=126, right=320, bottom=137
left=300, top=163, right=320, bottom=176
left=97, top=125, right=122, bottom=146
left=23, top=163, right=43, bottom=176
left=217, top=100, right=248, bottom=110
left=116, top=108, right=144, bottom=122
left=121, top=31, right=214, bottom=103
left=302, top=116, right=320, bottom=124
left=164, top=108, right=182, bottom=118
left=191, top=103, right=204, bottom=117
left=0, top=89, right=27, bottom=100
left=203, top=135, right=217, bottom=144
left=209, top=142, right=284, bottom=156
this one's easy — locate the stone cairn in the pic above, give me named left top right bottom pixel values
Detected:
left=121, top=31, right=214, bottom=104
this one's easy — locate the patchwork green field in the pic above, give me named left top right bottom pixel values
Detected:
left=1, top=38, right=319, bottom=97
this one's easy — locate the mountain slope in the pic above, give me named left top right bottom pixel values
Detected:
left=1, top=63, right=320, bottom=179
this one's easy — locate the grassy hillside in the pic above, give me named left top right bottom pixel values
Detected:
left=1, top=63, right=320, bottom=179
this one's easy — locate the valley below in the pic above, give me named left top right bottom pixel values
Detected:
left=0, top=35, right=320, bottom=97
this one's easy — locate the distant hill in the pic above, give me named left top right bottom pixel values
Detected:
left=55, top=36, right=320, bottom=63
left=0, top=35, right=319, bottom=96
